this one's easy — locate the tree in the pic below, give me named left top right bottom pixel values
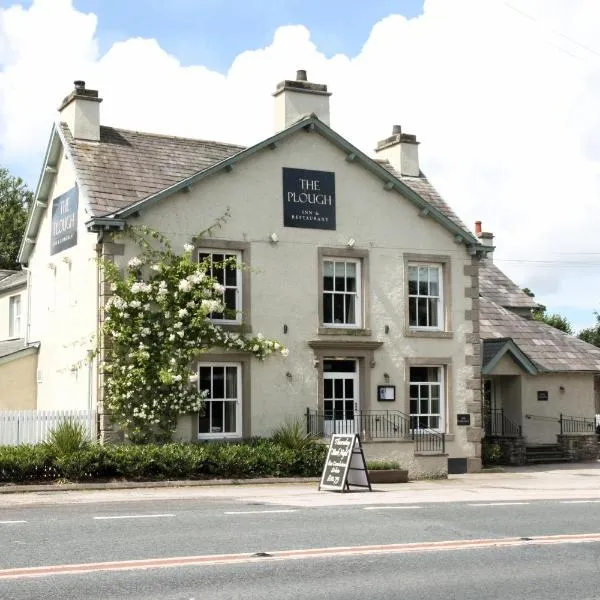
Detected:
left=0, top=167, right=32, bottom=270
left=522, top=288, right=573, bottom=335
left=578, top=312, right=600, bottom=348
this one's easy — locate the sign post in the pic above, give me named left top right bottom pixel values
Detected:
left=319, top=434, right=372, bottom=492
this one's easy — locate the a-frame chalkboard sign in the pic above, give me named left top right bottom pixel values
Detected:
left=319, top=433, right=372, bottom=492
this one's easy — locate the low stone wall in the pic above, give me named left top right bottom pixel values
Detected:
left=557, top=434, right=599, bottom=462
left=361, top=440, right=448, bottom=480
left=487, top=436, right=526, bottom=466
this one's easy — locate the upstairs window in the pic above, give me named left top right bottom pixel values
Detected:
left=408, top=264, right=442, bottom=329
left=322, top=258, right=362, bottom=327
left=197, top=250, right=242, bottom=323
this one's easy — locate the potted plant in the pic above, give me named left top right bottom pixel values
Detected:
left=367, top=460, right=408, bottom=483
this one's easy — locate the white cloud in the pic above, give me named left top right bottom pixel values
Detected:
left=1, top=0, right=600, bottom=328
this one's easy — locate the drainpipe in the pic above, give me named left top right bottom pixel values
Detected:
left=21, top=266, right=32, bottom=346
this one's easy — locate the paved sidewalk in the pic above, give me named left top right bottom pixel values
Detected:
left=1, top=462, right=599, bottom=508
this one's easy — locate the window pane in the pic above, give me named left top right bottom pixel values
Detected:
left=334, top=401, right=344, bottom=421
left=333, top=294, right=344, bottom=324
left=409, top=298, right=417, bottom=326
left=211, top=401, right=223, bottom=433
left=323, top=261, right=334, bottom=277
left=409, top=384, right=419, bottom=398
left=334, top=378, right=343, bottom=398
left=224, top=401, right=236, bottom=433
left=346, top=272, right=356, bottom=293
left=346, top=262, right=356, bottom=278
left=323, top=294, right=333, bottom=323
left=420, top=398, right=429, bottom=414
left=344, top=400, right=354, bottom=419
left=410, top=367, right=427, bottom=382
left=417, top=298, right=428, bottom=326
left=198, top=411, right=210, bottom=433
left=225, top=367, right=237, bottom=399
left=224, top=288, right=237, bottom=312
left=345, top=378, right=354, bottom=398
left=428, top=298, right=438, bottom=327
left=345, top=294, right=356, bottom=325
left=212, top=367, right=224, bottom=398
left=199, top=367, right=212, bottom=397
left=418, top=267, right=428, bottom=294
left=431, top=398, right=440, bottom=414
left=410, top=399, right=418, bottom=413
left=225, top=265, right=237, bottom=286
left=429, top=268, right=439, bottom=295
left=324, top=378, right=333, bottom=399
left=430, top=416, right=440, bottom=429
left=324, top=399, right=333, bottom=418
left=428, top=367, right=440, bottom=382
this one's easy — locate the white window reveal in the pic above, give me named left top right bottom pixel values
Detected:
left=9, top=295, right=21, bottom=338
left=197, top=250, right=242, bottom=323
left=323, top=258, right=361, bottom=327
left=409, top=366, right=444, bottom=431
left=408, top=264, right=442, bottom=329
left=198, top=363, right=242, bottom=438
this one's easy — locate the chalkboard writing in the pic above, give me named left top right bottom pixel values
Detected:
left=319, top=434, right=371, bottom=492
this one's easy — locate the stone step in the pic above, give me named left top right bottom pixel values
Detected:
left=526, top=456, right=572, bottom=464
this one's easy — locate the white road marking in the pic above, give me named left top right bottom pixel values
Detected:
left=224, top=509, right=297, bottom=515
left=468, top=502, right=530, bottom=507
left=0, top=520, right=27, bottom=524
left=560, top=500, right=600, bottom=504
left=93, top=514, right=175, bottom=520
left=363, top=506, right=422, bottom=510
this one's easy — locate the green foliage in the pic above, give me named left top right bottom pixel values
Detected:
left=578, top=312, right=600, bottom=348
left=0, top=441, right=328, bottom=484
left=367, top=460, right=402, bottom=470
left=0, top=166, right=31, bottom=270
left=44, top=419, right=91, bottom=456
left=532, top=309, right=573, bottom=335
left=482, top=440, right=503, bottom=466
left=101, top=224, right=286, bottom=443
left=271, top=419, right=318, bottom=451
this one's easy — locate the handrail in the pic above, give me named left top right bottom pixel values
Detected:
left=486, top=408, right=522, bottom=437
left=559, top=413, right=596, bottom=434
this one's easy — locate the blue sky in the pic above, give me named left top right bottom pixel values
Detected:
left=73, top=0, right=424, bottom=73
left=2, top=0, right=600, bottom=330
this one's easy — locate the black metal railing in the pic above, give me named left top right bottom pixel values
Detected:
left=486, top=408, right=522, bottom=437
left=305, top=408, right=445, bottom=454
left=559, top=413, right=597, bottom=435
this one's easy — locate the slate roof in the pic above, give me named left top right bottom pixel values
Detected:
left=59, top=123, right=245, bottom=217
left=0, top=270, right=26, bottom=294
left=480, top=297, right=600, bottom=372
left=479, top=258, right=539, bottom=310
left=482, top=338, right=510, bottom=368
left=59, top=121, right=475, bottom=239
left=0, top=339, right=38, bottom=359
left=376, top=160, right=472, bottom=237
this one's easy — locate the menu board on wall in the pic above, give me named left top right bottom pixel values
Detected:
left=50, top=186, right=78, bottom=255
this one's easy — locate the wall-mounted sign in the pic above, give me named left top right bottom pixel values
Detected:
left=377, top=385, right=396, bottom=402
left=537, top=391, right=549, bottom=401
left=282, top=167, right=335, bottom=230
left=50, top=186, right=78, bottom=255
left=456, top=413, right=471, bottom=426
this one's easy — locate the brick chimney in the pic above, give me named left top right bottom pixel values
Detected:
left=475, top=221, right=495, bottom=261
left=273, top=69, right=331, bottom=131
left=58, top=80, right=102, bottom=141
left=374, top=125, right=420, bottom=177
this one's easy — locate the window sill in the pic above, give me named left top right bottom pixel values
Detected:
left=318, top=327, right=372, bottom=336
left=405, top=329, right=453, bottom=339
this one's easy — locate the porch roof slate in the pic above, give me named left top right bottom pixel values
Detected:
left=480, top=297, right=600, bottom=373
left=0, top=339, right=38, bottom=359
left=0, top=271, right=26, bottom=294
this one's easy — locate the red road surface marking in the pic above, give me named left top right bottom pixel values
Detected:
left=2, top=533, right=600, bottom=580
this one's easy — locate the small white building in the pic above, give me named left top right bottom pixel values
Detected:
left=18, top=72, right=494, bottom=476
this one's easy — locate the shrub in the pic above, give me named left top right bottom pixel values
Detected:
left=482, top=439, right=503, bottom=466
left=44, top=419, right=91, bottom=457
left=367, top=460, right=402, bottom=471
left=271, top=419, right=318, bottom=451
left=0, top=440, right=329, bottom=484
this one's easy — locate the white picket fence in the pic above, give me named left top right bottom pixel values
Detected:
left=0, top=410, right=97, bottom=446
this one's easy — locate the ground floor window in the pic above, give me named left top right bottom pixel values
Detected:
left=409, top=366, right=444, bottom=430
left=198, top=363, right=241, bottom=438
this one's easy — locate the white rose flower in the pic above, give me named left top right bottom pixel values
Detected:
left=184, top=243, right=194, bottom=253
left=151, top=264, right=161, bottom=271
left=189, top=374, right=199, bottom=383
left=169, top=334, right=176, bottom=341
left=178, top=308, right=188, bottom=317
left=129, top=300, right=142, bottom=309
left=281, top=348, right=289, bottom=357
left=178, top=279, right=192, bottom=292
left=128, top=256, right=142, bottom=268
left=213, top=282, right=225, bottom=294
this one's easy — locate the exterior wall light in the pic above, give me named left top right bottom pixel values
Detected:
left=346, top=238, right=356, bottom=248
left=269, top=233, right=279, bottom=244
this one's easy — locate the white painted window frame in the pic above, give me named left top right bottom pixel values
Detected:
left=9, top=294, right=21, bottom=338
left=197, top=249, right=242, bottom=325
left=407, top=263, right=443, bottom=330
left=409, top=365, right=445, bottom=432
left=322, top=257, right=362, bottom=328
left=197, top=362, right=242, bottom=439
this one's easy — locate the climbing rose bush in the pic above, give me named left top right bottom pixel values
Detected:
left=101, top=226, right=286, bottom=443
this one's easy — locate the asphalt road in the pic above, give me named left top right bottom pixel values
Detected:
left=2, top=496, right=600, bottom=599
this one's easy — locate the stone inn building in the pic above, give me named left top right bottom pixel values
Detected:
left=11, top=72, right=599, bottom=475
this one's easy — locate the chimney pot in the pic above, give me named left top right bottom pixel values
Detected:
left=392, top=124, right=402, bottom=135
left=296, top=69, right=307, bottom=81
left=74, top=80, right=86, bottom=92
left=475, top=221, right=482, bottom=235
